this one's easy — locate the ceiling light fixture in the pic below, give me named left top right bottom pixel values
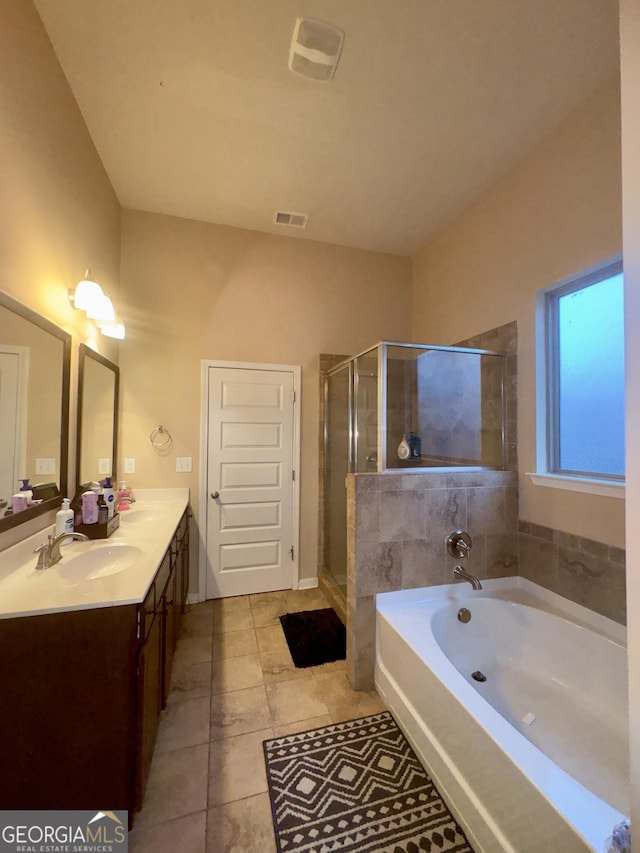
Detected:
left=288, top=18, right=344, bottom=81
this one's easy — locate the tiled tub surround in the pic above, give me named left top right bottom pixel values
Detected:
left=346, top=469, right=519, bottom=689
left=519, top=521, right=626, bottom=625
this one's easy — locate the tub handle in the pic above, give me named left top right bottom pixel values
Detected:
left=447, top=530, right=472, bottom=559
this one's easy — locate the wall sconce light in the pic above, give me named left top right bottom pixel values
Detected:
left=99, top=315, right=126, bottom=340
left=69, top=270, right=126, bottom=339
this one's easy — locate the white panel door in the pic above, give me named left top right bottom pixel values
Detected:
left=205, top=365, right=297, bottom=598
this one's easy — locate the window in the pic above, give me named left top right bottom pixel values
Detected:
left=542, top=258, right=624, bottom=482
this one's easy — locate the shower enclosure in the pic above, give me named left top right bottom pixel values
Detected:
left=323, top=341, right=505, bottom=595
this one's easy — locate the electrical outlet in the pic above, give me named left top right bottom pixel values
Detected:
left=124, top=458, right=136, bottom=474
left=35, top=458, right=56, bottom=475
left=98, top=457, right=111, bottom=475
left=176, top=456, right=192, bottom=473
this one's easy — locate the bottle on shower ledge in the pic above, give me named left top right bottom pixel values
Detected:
left=397, top=435, right=411, bottom=460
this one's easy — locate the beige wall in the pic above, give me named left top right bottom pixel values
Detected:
left=0, top=0, right=121, bottom=548
left=412, top=76, right=624, bottom=547
left=621, top=0, right=640, bottom=830
left=119, top=209, right=412, bottom=586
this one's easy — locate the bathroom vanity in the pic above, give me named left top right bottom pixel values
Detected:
left=0, top=489, right=189, bottom=821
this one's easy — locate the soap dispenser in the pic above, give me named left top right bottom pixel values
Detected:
left=55, top=498, right=75, bottom=539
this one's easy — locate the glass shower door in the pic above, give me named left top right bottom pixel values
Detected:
left=324, top=363, right=352, bottom=592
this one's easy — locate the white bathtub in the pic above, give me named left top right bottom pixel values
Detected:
left=375, top=577, right=629, bottom=853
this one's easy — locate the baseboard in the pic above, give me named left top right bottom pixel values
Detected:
left=296, top=577, right=319, bottom=590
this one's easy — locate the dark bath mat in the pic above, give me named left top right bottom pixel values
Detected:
left=263, top=711, right=475, bottom=853
left=279, top=607, right=346, bottom=668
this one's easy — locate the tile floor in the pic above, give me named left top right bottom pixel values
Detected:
left=129, top=587, right=386, bottom=852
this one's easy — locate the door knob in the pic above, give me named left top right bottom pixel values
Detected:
left=211, top=491, right=220, bottom=499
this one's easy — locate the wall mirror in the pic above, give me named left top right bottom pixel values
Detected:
left=76, top=344, right=119, bottom=491
left=0, top=289, right=71, bottom=533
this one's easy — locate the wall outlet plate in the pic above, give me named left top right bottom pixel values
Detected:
left=176, top=456, right=192, bottom=473
left=98, top=457, right=111, bottom=475
left=124, top=458, right=136, bottom=474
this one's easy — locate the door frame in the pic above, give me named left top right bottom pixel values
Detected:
left=0, top=345, right=29, bottom=499
left=198, top=359, right=301, bottom=602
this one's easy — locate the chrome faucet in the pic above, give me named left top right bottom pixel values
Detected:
left=453, top=564, right=483, bottom=590
left=117, top=495, right=136, bottom=505
left=34, top=532, right=89, bottom=569
left=446, top=530, right=472, bottom=559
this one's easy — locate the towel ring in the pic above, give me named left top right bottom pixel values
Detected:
left=150, top=425, right=172, bottom=448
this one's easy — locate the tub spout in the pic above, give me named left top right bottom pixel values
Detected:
left=453, top=564, right=483, bottom=590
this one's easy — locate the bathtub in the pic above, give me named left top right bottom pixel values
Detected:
left=375, top=577, right=629, bottom=853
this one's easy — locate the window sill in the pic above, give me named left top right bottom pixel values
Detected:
left=526, top=472, right=625, bottom=499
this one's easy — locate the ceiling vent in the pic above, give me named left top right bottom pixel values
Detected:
left=288, top=18, right=344, bottom=82
left=274, top=210, right=309, bottom=228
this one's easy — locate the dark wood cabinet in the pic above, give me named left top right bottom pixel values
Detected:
left=0, top=508, right=189, bottom=822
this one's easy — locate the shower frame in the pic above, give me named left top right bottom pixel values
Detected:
left=324, top=340, right=507, bottom=476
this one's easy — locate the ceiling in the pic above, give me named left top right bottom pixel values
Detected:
left=34, top=0, right=620, bottom=256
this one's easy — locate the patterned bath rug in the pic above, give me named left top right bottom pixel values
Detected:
left=279, top=608, right=346, bottom=668
left=263, top=711, right=474, bottom=853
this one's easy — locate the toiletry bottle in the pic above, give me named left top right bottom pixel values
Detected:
left=19, top=478, right=33, bottom=505
left=102, top=476, right=115, bottom=519
left=116, top=480, right=131, bottom=512
left=97, top=492, right=108, bottom=524
left=81, top=491, right=99, bottom=524
left=397, top=435, right=411, bottom=460
left=55, top=498, right=75, bottom=541
left=11, top=493, right=28, bottom=513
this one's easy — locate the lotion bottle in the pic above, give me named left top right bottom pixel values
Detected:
left=55, top=498, right=75, bottom=540
left=81, top=491, right=99, bottom=524
left=102, top=476, right=115, bottom=519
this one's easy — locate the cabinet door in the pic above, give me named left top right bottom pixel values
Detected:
left=136, top=610, right=162, bottom=811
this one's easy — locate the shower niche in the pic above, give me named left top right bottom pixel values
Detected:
left=322, top=341, right=506, bottom=596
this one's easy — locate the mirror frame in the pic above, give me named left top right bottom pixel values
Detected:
left=75, top=343, right=119, bottom=494
left=0, top=289, right=71, bottom=533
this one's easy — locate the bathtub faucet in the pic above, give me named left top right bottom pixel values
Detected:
left=453, top=564, right=483, bottom=590
left=446, top=530, right=472, bottom=560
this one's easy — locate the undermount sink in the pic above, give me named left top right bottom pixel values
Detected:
left=59, top=543, right=146, bottom=580
left=118, top=509, right=168, bottom=524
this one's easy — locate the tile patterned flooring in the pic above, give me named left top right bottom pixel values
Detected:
left=129, top=587, right=386, bottom=852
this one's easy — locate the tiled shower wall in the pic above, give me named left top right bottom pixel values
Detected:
left=346, top=469, right=519, bottom=689
left=519, top=521, right=626, bottom=624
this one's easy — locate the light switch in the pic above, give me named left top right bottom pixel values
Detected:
left=176, top=456, right=192, bottom=473
left=35, top=458, right=56, bottom=475
left=124, top=458, right=136, bottom=474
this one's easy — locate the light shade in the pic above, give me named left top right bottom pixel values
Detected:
left=85, top=290, right=116, bottom=324
left=74, top=275, right=104, bottom=312
left=73, top=272, right=116, bottom=324
left=99, top=315, right=126, bottom=340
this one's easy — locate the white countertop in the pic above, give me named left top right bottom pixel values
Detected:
left=0, top=488, right=189, bottom=619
